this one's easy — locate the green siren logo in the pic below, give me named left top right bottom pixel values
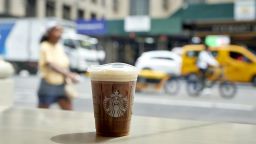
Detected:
left=103, top=90, right=128, bottom=117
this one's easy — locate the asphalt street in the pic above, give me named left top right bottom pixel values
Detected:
left=14, top=75, right=256, bottom=124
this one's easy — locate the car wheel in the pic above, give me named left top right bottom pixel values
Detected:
left=164, top=78, right=180, bottom=95
left=186, top=73, right=198, bottom=82
left=186, top=79, right=203, bottom=97
left=219, top=81, right=237, bottom=99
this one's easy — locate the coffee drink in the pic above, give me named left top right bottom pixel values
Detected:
left=89, top=63, right=138, bottom=137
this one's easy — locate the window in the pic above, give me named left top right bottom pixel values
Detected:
left=137, top=76, right=161, bottom=84
left=63, top=5, right=71, bottom=20
left=113, top=0, right=119, bottom=13
left=162, top=0, right=170, bottom=11
left=77, top=9, right=85, bottom=19
left=78, top=40, right=92, bottom=50
left=151, top=57, right=174, bottom=61
left=26, top=0, right=37, bottom=17
left=229, top=51, right=252, bottom=63
left=91, top=12, right=97, bottom=19
left=186, top=50, right=200, bottom=58
left=211, top=51, right=219, bottom=58
left=4, top=0, right=10, bottom=14
left=102, top=0, right=106, bottom=7
left=46, top=0, right=55, bottom=17
left=130, top=0, right=149, bottom=15
left=63, top=39, right=76, bottom=49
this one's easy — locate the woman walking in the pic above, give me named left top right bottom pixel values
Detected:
left=37, top=23, right=78, bottom=110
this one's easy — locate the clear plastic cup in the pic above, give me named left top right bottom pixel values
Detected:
left=89, top=63, right=138, bottom=137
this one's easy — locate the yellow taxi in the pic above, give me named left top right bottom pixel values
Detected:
left=181, top=44, right=256, bottom=85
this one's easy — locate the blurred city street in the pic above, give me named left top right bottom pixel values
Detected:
left=14, top=75, right=256, bottom=124
left=2, top=0, right=256, bottom=143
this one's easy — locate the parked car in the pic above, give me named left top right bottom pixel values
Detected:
left=135, top=50, right=182, bottom=75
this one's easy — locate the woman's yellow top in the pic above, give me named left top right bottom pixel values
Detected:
left=39, top=41, right=69, bottom=85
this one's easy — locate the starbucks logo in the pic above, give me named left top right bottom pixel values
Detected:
left=103, top=90, right=128, bottom=118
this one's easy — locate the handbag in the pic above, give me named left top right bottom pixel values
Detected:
left=65, top=78, right=78, bottom=99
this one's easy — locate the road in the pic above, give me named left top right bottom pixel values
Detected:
left=14, top=75, right=256, bottom=124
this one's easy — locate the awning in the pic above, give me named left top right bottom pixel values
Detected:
left=94, top=3, right=234, bottom=37
left=105, top=18, right=182, bottom=36
left=172, top=3, right=234, bottom=21
left=150, top=18, right=181, bottom=35
left=106, top=20, right=127, bottom=36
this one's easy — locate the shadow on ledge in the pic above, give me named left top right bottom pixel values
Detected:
left=51, top=132, right=114, bottom=144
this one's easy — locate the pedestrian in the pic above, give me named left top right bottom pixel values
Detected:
left=37, top=22, right=78, bottom=110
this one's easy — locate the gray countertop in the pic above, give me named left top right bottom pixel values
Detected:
left=0, top=107, right=255, bottom=144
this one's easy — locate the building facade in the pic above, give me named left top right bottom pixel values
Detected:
left=0, top=0, right=187, bottom=20
left=0, top=0, right=236, bottom=20
left=0, top=0, right=107, bottom=19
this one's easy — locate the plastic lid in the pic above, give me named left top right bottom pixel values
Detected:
left=89, top=63, right=138, bottom=82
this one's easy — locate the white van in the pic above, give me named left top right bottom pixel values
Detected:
left=62, top=33, right=105, bottom=73
left=0, top=18, right=105, bottom=74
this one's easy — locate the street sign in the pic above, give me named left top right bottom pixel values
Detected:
left=235, top=0, right=256, bottom=20
left=76, top=19, right=106, bottom=35
left=124, top=16, right=151, bottom=32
